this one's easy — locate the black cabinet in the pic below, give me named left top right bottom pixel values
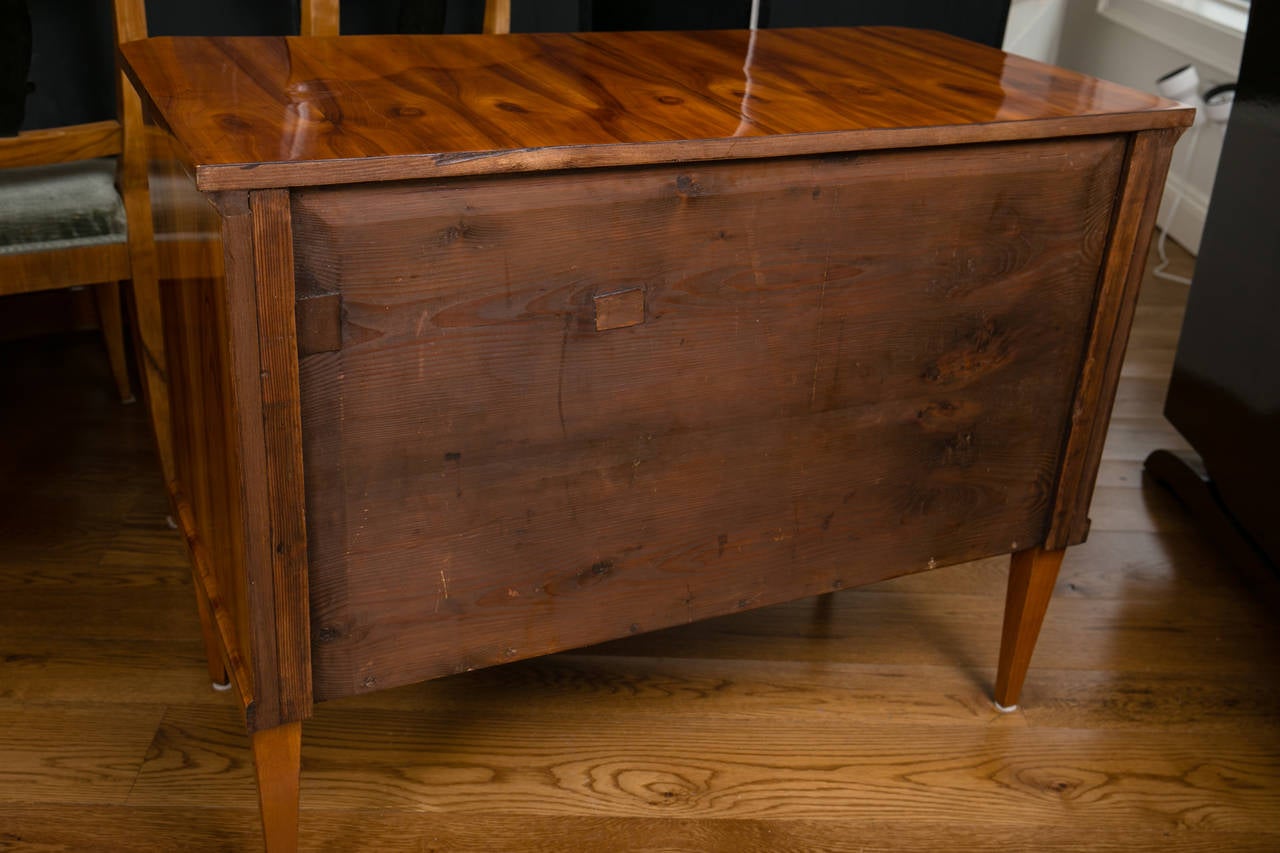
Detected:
left=1151, top=3, right=1280, bottom=568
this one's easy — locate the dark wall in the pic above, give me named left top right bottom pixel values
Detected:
left=1164, top=2, right=1280, bottom=566
left=21, top=0, right=299, bottom=130
left=0, top=0, right=32, bottom=134
left=591, top=0, right=1009, bottom=45
left=760, top=0, right=1009, bottom=48
left=18, top=0, right=481, bottom=130
left=591, top=0, right=748, bottom=31
left=14, top=0, right=1008, bottom=130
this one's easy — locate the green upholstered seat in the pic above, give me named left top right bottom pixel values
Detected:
left=0, top=158, right=125, bottom=255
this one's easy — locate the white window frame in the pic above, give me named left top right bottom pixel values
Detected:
left=1097, top=0, right=1248, bottom=73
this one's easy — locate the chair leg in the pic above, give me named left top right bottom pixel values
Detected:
left=94, top=282, right=134, bottom=403
left=128, top=272, right=174, bottom=485
left=252, top=721, right=303, bottom=853
left=994, top=546, right=1065, bottom=711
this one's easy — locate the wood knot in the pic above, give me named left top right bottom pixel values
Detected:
left=675, top=174, right=708, bottom=198
left=939, top=430, right=978, bottom=467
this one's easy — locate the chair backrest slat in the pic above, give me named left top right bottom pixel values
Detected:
left=299, top=1, right=510, bottom=37
left=113, top=0, right=148, bottom=44
left=483, top=0, right=511, bottom=34
left=0, top=120, right=121, bottom=168
left=302, top=0, right=341, bottom=37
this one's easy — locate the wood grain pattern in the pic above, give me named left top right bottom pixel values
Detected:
left=2, top=810, right=1278, bottom=853
left=297, top=136, right=1123, bottom=700
left=300, top=0, right=340, bottom=37
left=165, top=193, right=262, bottom=717
left=172, top=490, right=253, bottom=701
left=1045, top=128, right=1182, bottom=549
left=117, top=28, right=1192, bottom=191
left=8, top=241, right=1280, bottom=853
left=114, top=26, right=1193, bottom=850
left=246, top=188, right=312, bottom=729
left=252, top=721, right=302, bottom=853
left=0, top=120, right=120, bottom=167
left=483, top=0, right=511, bottom=34
left=117, top=700, right=1280, bottom=828
left=155, top=177, right=257, bottom=709
left=0, top=244, right=130, bottom=294
left=995, top=546, right=1066, bottom=709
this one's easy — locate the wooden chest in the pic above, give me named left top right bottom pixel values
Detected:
left=120, top=26, right=1191, bottom=851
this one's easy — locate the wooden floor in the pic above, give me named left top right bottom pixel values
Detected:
left=2, top=240, right=1278, bottom=852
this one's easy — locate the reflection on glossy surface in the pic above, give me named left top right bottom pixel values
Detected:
left=121, top=27, right=1191, bottom=190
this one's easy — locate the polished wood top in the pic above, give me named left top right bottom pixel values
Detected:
left=120, top=27, right=1192, bottom=191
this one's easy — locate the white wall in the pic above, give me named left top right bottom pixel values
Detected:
left=1004, top=0, right=1069, bottom=64
left=1047, top=1, right=1243, bottom=254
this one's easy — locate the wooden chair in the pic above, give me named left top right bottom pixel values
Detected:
left=113, top=0, right=169, bottom=481
left=300, top=0, right=511, bottom=35
left=0, top=1, right=166, bottom=463
left=0, top=6, right=152, bottom=406
left=484, top=0, right=511, bottom=33
left=0, top=0, right=192, bottom=685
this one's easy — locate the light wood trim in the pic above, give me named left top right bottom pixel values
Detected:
left=1045, top=127, right=1184, bottom=549
left=112, top=0, right=148, bottom=43
left=301, top=0, right=340, bottom=36
left=0, top=121, right=121, bottom=167
left=483, top=0, right=512, bottom=34
left=220, top=189, right=313, bottom=732
left=0, top=243, right=129, bottom=295
left=188, top=113, right=1193, bottom=193
left=251, top=722, right=302, bottom=853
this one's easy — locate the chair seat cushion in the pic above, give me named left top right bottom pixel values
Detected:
left=0, top=158, right=126, bottom=255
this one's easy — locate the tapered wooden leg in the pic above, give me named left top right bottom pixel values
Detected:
left=251, top=721, right=302, bottom=853
left=994, top=546, right=1065, bottom=711
left=94, top=282, right=134, bottom=403
left=192, top=581, right=230, bottom=689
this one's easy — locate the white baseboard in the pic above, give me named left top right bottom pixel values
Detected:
left=1157, top=171, right=1209, bottom=255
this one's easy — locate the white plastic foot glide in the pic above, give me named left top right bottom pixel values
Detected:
left=165, top=514, right=178, bottom=530
left=993, top=700, right=1019, bottom=714
left=212, top=680, right=233, bottom=692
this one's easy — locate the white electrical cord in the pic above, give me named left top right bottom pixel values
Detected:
left=734, top=0, right=762, bottom=137
left=1152, top=121, right=1203, bottom=285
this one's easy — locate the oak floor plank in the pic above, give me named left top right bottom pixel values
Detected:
left=0, top=638, right=218, bottom=704
left=581, top=587, right=1280, bottom=675
left=1101, top=418, right=1192, bottom=462
left=124, top=702, right=1280, bottom=832
left=2, top=810, right=1277, bottom=853
left=0, top=704, right=165, bottom=804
